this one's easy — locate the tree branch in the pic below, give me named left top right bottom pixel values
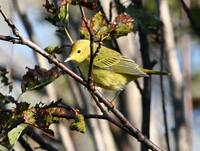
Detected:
left=19, top=137, right=33, bottom=151
left=0, top=7, right=21, bottom=38
left=26, top=128, right=58, bottom=151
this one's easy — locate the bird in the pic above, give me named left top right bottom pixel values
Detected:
left=64, top=39, right=168, bottom=91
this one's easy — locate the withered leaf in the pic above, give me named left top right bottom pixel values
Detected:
left=110, top=13, right=134, bottom=37
left=21, top=66, right=61, bottom=92
left=80, top=12, right=134, bottom=41
left=0, top=99, right=83, bottom=148
left=23, top=103, right=76, bottom=136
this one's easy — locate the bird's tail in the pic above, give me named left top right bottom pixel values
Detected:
left=140, top=68, right=170, bottom=75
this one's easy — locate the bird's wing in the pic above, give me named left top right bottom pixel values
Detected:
left=110, top=56, right=147, bottom=76
left=93, top=46, right=121, bottom=68
left=93, top=47, right=147, bottom=76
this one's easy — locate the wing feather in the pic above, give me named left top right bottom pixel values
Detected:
left=94, top=46, right=121, bottom=68
left=111, top=56, right=147, bottom=76
left=93, top=46, right=147, bottom=77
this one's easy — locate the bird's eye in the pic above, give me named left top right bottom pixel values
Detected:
left=77, top=50, right=81, bottom=54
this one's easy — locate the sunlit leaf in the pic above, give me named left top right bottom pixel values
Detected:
left=0, top=145, right=9, bottom=151
left=0, top=123, right=28, bottom=150
left=58, top=4, right=69, bottom=23
left=70, top=114, right=86, bottom=133
left=21, top=66, right=61, bottom=92
left=8, top=123, right=28, bottom=149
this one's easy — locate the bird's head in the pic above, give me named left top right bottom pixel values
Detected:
left=65, top=39, right=91, bottom=64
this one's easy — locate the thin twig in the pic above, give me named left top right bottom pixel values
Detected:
left=53, top=112, right=138, bottom=139
left=90, top=92, right=107, bottom=115
left=0, top=7, right=21, bottom=39
left=19, top=137, right=33, bottom=151
left=134, top=80, right=144, bottom=96
left=64, top=27, right=74, bottom=44
left=62, top=4, right=74, bottom=44
left=54, top=112, right=131, bottom=135
left=27, top=128, right=58, bottom=151
left=79, top=6, right=94, bottom=88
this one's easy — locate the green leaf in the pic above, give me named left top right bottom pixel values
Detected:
left=8, top=123, right=28, bottom=149
left=58, top=4, right=69, bottom=23
left=70, top=114, right=86, bottom=133
left=0, top=145, right=9, bottom=151
left=21, top=66, right=61, bottom=92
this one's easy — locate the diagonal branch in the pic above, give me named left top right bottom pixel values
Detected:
left=0, top=8, right=21, bottom=38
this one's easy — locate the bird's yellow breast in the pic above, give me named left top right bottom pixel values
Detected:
left=78, top=60, right=133, bottom=90
left=92, top=68, right=132, bottom=90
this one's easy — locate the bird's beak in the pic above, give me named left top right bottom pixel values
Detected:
left=64, top=57, right=71, bottom=62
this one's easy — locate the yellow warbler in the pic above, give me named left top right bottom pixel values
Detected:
left=65, top=39, right=168, bottom=90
